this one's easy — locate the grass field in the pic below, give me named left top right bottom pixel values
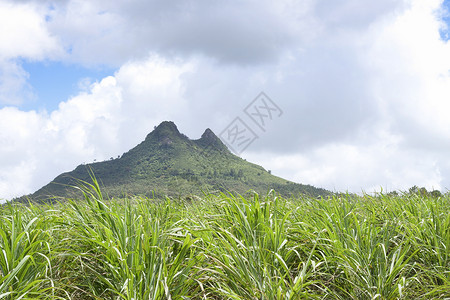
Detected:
left=1, top=180, right=449, bottom=299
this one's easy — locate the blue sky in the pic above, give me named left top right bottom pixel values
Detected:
left=20, top=61, right=114, bottom=111
left=440, top=0, right=450, bottom=40
left=1, top=0, right=450, bottom=200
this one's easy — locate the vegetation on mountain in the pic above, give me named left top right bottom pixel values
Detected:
left=24, top=121, right=328, bottom=201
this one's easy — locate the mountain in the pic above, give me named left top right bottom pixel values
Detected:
left=22, top=121, right=329, bottom=201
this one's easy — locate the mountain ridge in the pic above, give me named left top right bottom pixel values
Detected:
left=20, top=121, right=329, bottom=201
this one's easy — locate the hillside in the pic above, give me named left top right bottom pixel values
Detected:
left=23, top=121, right=328, bottom=201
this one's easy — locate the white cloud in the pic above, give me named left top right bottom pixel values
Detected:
left=0, top=107, right=44, bottom=197
left=0, top=1, right=62, bottom=105
left=40, top=0, right=313, bottom=66
left=237, top=0, right=450, bottom=193
left=0, top=60, right=33, bottom=105
left=0, top=55, right=191, bottom=200
left=0, top=1, right=61, bottom=60
left=245, top=135, right=443, bottom=194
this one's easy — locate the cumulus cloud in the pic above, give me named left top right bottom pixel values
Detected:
left=238, top=0, right=450, bottom=193
left=0, top=60, right=33, bottom=105
left=39, top=0, right=310, bottom=66
left=0, top=1, right=61, bottom=59
left=312, top=0, right=408, bottom=31
left=239, top=0, right=450, bottom=193
left=0, top=55, right=191, bottom=199
left=0, top=0, right=62, bottom=105
left=245, top=130, right=444, bottom=193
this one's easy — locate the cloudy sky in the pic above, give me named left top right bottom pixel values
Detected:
left=1, top=0, right=450, bottom=200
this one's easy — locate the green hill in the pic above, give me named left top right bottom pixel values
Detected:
left=23, top=121, right=329, bottom=201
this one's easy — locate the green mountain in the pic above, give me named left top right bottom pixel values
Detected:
left=24, top=121, right=329, bottom=201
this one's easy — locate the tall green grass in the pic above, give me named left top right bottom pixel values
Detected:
left=1, top=184, right=449, bottom=299
left=0, top=202, right=59, bottom=299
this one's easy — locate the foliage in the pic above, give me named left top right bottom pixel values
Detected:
left=2, top=180, right=450, bottom=299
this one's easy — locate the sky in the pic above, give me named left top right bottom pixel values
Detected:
left=1, top=0, right=450, bottom=200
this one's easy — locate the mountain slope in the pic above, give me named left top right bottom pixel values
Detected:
left=25, top=121, right=329, bottom=201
